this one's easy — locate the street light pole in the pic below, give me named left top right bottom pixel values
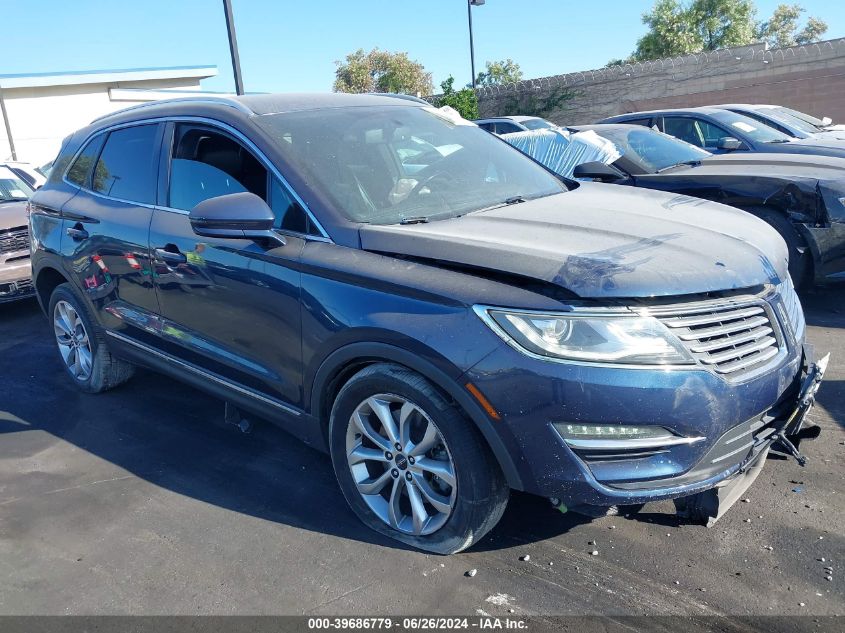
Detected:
left=467, top=1, right=485, bottom=90
left=222, top=0, right=245, bottom=95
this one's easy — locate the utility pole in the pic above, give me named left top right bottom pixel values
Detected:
left=468, top=0, right=485, bottom=90
left=222, top=0, right=245, bottom=95
left=0, top=86, right=17, bottom=161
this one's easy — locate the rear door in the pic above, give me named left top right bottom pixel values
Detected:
left=147, top=121, right=307, bottom=407
left=59, top=123, right=163, bottom=342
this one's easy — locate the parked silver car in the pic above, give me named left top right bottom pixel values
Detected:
left=0, top=166, right=34, bottom=302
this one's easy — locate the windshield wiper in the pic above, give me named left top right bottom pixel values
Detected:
left=766, top=139, right=791, bottom=144
left=504, top=195, right=526, bottom=205
left=656, top=160, right=701, bottom=173
left=399, top=216, right=429, bottom=225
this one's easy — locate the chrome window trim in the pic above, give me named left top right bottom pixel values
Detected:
left=62, top=115, right=333, bottom=243
left=106, top=330, right=302, bottom=417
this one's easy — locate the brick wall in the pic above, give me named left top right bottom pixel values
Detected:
left=474, top=38, right=845, bottom=126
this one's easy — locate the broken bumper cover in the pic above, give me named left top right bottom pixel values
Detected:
left=582, top=348, right=828, bottom=507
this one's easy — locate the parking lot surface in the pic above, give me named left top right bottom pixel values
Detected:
left=1, top=291, right=843, bottom=617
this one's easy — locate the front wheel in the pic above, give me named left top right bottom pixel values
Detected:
left=329, top=364, right=509, bottom=554
left=751, top=208, right=813, bottom=289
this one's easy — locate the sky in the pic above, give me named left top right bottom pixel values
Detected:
left=1, top=0, right=843, bottom=94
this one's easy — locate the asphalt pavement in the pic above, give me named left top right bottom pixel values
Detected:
left=1, top=289, right=843, bottom=617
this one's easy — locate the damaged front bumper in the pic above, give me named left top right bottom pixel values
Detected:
left=675, top=350, right=828, bottom=525
left=544, top=347, right=829, bottom=523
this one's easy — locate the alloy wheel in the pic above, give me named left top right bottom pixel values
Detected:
left=345, top=394, right=457, bottom=536
left=53, top=300, right=93, bottom=381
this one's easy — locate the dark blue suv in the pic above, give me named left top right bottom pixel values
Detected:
left=28, top=94, right=826, bottom=553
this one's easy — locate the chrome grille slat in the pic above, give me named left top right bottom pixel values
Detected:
left=661, top=306, right=765, bottom=328
left=674, top=315, right=770, bottom=340
left=688, top=325, right=773, bottom=353
left=699, top=336, right=778, bottom=365
left=712, top=346, right=779, bottom=374
left=658, top=296, right=785, bottom=379
left=0, top=226, right=29, bottom=254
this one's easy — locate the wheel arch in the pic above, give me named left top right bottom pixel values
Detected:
left=310, top=342, right=524, bottom=490
left=34, top=265, right=71, bottom=315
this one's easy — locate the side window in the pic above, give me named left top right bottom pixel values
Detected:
left=662, top=117, right=704, bottom=147
left=92, top=125, right=159, bottom=204
left=66, top=134, right=106, bottom=187
left=477, top=122, right=495, bottom=132
left=696, top=120, right=733, bottom=147
left=169, top=125, right=267, bottom=211
left=495, top=122, right=521, bottom=134
left=623, top=117, right=652, bottom=127
left=270, top=178, right=308, bottom=233
left=169, top=124, right=314, bottom=235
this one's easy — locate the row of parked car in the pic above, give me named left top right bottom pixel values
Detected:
left=4, top=93, right=830, bottom=554
left=477, top=105, right=845, bottom=290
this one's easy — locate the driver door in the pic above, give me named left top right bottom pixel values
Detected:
left=148, top=121, right=309, bottom=408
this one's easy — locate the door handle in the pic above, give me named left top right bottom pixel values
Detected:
left=155, top=247, right=187, bottom=265
left=66, top=225, right=89, bottom=241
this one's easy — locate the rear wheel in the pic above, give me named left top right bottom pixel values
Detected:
left=49, top=283, right=134, bottom=393
left=329, top=363, right=509, bottom=554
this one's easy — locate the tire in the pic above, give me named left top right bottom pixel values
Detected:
left=48, top=283, right=135, bottom=393
left=750, top=208, right=812, bottom=289
left=329, top=363, right=509, bottom=554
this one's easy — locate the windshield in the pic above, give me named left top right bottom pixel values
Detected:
left=520, top=118, right=556, bottom=130
left=757, top=107, right=820, bottom=135
left=710, top=110, right=793, bottom=143
left=591, top=126, right=710, bottom=173
left=256, top=106, right=567, bottom=224
left=775, top=106, right=827, bottom=128
left=0, top=167, right=34, bottom=202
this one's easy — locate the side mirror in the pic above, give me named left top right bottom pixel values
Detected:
left=717, top=137, right=743, bottom=151
left=189, top=192, right=283, bottom=245
left=821, top=116, right=833, bottom=126
left=572, top=161, right=625, bottom=182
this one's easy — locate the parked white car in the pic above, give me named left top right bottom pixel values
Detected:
left=473, top=115, right=557, bottom=134
left=1, top=161, right=47, bottom=189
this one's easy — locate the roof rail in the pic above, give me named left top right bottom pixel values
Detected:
left=368, top=92, right=430, bottom=105
left=90, top=95, right=252, bottom=124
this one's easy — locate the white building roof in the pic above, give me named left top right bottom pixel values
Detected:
left=0, top=65, right=217, bottom=89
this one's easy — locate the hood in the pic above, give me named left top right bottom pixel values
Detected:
left=684, top=152, right=845, bottom=181
left=359, top=184, right=787, bottom=299
left=0, top=200, right=29, bottom=230
left=778, top=137, right=845, bottom=157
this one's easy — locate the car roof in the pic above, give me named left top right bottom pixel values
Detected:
left=474, top=115, right=542, bottom=123
left=91, top=92, right=426, bottom=125
left=713, top=104, right=780, bottom=112
left=609, top=106, right=734, bottom=118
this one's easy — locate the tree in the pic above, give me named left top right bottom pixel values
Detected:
left=333, top=48, right=433, bottom=95
left=631, top=0, right=828, bottom=62
left=475, top=59, right=524, bottom=86
left=434, top=76, right=479, bottom=120
left=755, top=3, right=828, bottom=48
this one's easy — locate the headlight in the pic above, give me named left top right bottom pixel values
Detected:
left=476, top=306, right=695, bottom=365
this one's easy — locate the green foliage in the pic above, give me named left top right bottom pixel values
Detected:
left=434, top=76, right=479, bottom=120
left=755, top=3, right=828, bottom=47
left=499, top=86, right=578, bottom=119
left=333, top=48, right=433, bottom=95
left=631, top=0, right=828, bottom=61
left=476, top=59, right=524, bottom=86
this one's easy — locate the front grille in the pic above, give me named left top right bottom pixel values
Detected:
left=658, top=301, right=782, bottom=377
left=0, top=226, right=29, bottom=254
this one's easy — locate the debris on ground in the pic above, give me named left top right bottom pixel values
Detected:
left=519, top=554, right=530, bottom=562
left=465, top=569, right=477, bottom=578
left=591, top=550, right=599, bottom=556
